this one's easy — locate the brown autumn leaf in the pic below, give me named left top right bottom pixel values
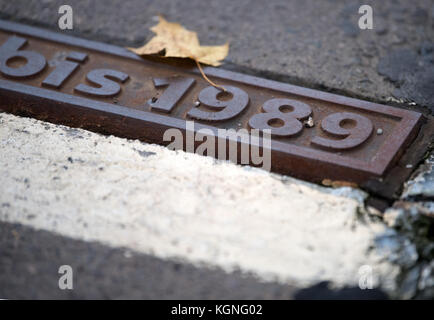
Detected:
left=128, top=16, right=229, bottom=90
left=129, top=16, right=229, bottom=66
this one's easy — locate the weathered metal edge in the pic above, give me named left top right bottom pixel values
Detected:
left=0, top=78, right=421, bottom=185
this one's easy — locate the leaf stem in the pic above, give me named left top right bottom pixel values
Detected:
left=195, top=59, right=226, bottom=92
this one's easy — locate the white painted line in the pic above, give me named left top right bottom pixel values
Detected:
left=0, top=112, right=398, bottom=288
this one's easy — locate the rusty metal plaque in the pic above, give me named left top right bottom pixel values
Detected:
left=0, top=20, right=423, bottom=187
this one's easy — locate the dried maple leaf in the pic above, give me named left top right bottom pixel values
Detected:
left=128, top=16, right=229, bottom=90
